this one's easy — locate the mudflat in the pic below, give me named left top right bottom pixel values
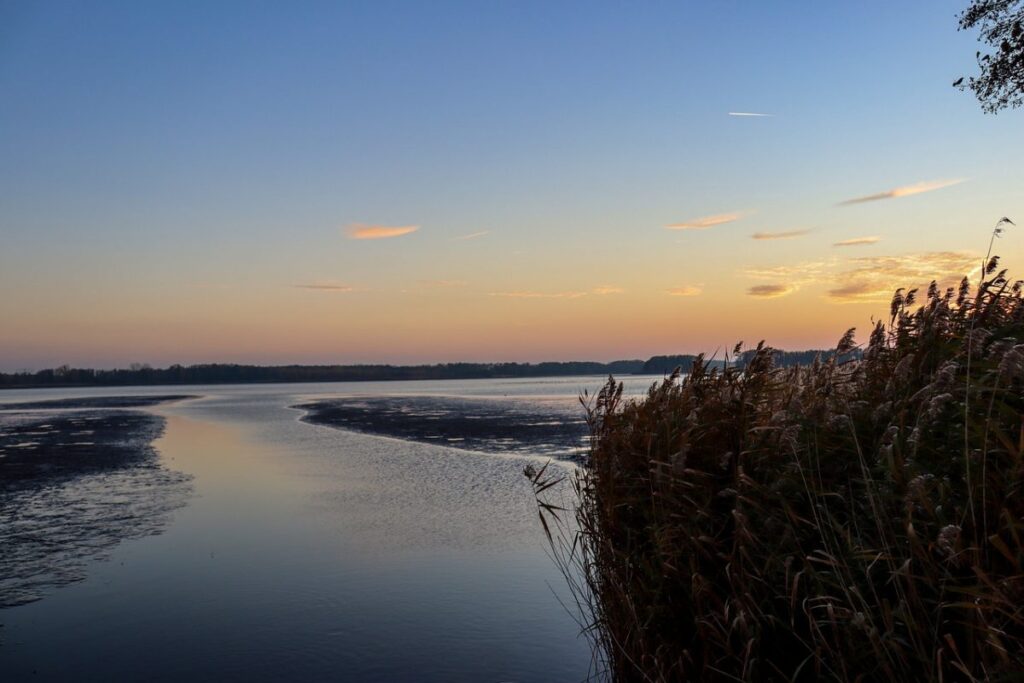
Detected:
left=0, top=395, right=194, bottom=607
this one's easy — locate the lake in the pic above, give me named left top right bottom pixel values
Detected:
left=0, top=375, right=663, bottom=682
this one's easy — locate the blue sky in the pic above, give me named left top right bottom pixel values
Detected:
left=1, top=1, right=1021, bottom=369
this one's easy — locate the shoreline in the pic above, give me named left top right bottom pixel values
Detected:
left=0, top=396, right=195, bottom=608
left=294, top=395, right=589, bottom=461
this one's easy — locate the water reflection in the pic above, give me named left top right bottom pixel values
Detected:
left=0, top=381, right=599, bottom=681
left=0, top=409, right=192, bottom=607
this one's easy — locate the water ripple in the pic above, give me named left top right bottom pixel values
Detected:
left=0, top=410, right=193, bottom=608
left=294, top=395, right=589, bottom=460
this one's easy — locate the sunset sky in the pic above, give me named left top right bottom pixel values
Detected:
left=1, top=1, right=1022, bottom=370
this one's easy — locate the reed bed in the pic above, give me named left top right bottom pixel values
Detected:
left=528, top=253, right=1024, bottom=681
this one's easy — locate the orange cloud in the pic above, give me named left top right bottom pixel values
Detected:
left=838, top=179, right=966, bottom=206
left=827, top=282, right=880, bottom=301
left=833, top=236, right=881, bottom=247
left=489, top=290, right=587, bottom=299
left=826, top=251, right=978, bottom=303
left=665, top=285, right=702, bottom=297
left=346, top=224, right=420, bottom=240
left=593, top=285, right=624, bottom=295
left=743, top=260, right=834, bottom=282
left=666, top=213, right=743, bottom=231
left=751, top=229, right=810, bottom=241
left=748, top=284, right=795, bottom=298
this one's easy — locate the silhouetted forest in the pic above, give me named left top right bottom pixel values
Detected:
left=641, top=355, right=709, bottom=374
left=0, top=351, right=841, bottom=389
left=0, top=361, right=649, bottom=389
left=734, top=347, right=863, bottom=368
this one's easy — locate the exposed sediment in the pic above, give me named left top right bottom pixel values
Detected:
left=0, top=396, right=195, bottom=608
left=295, top=395, right=588, bottom=460
left=0, top=395, right=195, bottom=411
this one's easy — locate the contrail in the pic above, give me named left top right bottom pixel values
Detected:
left=728, top=112, right=773, bottom=117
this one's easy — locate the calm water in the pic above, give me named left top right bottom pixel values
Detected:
left=0, top=375, right=663, bottom=682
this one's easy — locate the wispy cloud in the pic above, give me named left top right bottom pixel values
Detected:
left=419, top=279, right=468, bottom=288
left=751, top=229, right=810, bottom=241
left=743, top=259, right=835, bottom=283
left=665, top=285, right=702, bottom=297
left=346, top=224, right=420, bottom=240
left=489, top=290, right=587, bottom=299
left=294, top=281, right=356, bottom=292
left=454, top=230, right=489, bottom=241
left=827, top=251, right=978, bottom=303
left=666, top=212, right=743, bottom=231
left=833, top=236, right=881, bottom=247
left=827, top=282, right=879, bottom=301
left=838, top=179, right=966, bottom=206
left=728, top=112, right=773, bottom=117
left=741, top=252, right=978, bottom=304
left=593, top=285, right=624, bottom=295
left=740, top=259, right=835, bottom=298
left=748, top=284, right=795, bottom=298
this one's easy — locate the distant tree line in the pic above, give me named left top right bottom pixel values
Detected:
left=642, top=355, right=710, bottom=375
left=0, top=351, right=847, bottom=389
left=0, top=360, right=648, bottom=389
left=734, top=347, right=862, bottom=369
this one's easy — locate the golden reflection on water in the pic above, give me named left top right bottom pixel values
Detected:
left=154, top=402, right=567, bottom=554
left=154, top=413, right=288, bottom=493
left=0, top=386, right=593, bottom=681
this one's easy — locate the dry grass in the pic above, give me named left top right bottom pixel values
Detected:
left=528, top=252, right=1024, bottom=681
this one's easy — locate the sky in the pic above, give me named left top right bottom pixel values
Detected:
left=1, top=1, right=1022, bottom=370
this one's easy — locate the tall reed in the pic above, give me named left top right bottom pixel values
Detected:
left=528, top=255, right=1024, bottom=681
